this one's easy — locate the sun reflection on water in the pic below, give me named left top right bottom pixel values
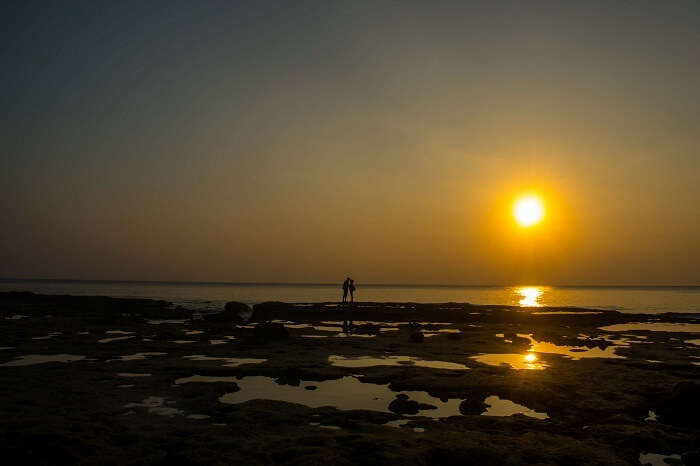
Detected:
left=517, top=287, right=543, bottom=307
left=470, top=351, right=547, bottom=370
left=522, top=352, right=542, bottom=369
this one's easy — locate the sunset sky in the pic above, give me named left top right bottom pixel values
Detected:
left=2, top=1, right=699, bottom=285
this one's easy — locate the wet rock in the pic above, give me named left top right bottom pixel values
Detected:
left=225, top=301, right=249, bottom=313
left=358, top=375, right=391, bottom=385
left=511, top=335, right=531, bottom=346
left=656, top=382, right=700, bottom=427
left=388, top=394, right=436, bottom=415
left=426, top=446, right=503, bottom=465
left=459, top=397, right=488, bottom=415
left=409, top=332, right=424, bottom=343
left=682, top=451, right=700, bottom=466
left=580, top=337, right=611, bottom=349
left=354, top=324, right=380, bottom=335
left=203, top=301, right=249, bottom=323
left=275, top=366, right=301, bottom=386
left=250, top=301, right=287, bottom=322
left=594, top=339, right=612, bottom=349
left=275, top=377, right=300, bottom=387
left=254, top=322, right=288, bottom=341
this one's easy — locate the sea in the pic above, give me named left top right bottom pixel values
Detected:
left=1, top=279, right=699, bottom=315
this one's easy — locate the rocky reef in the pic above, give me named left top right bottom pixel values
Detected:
left=1, top=292, right=698, bottom=465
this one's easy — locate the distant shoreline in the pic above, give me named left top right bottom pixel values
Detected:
left=1, top=278, right=698, bottom=289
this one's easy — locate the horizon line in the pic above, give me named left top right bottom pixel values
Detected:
left=1, top=277, right=698, bottom=288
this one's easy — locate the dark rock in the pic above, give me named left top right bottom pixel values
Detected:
left=225, top=301, right=250, bottom=313
left=254, top=322, right=289, bottom=341
left=276, top=366, right=301, bottom=386
left=250, top=301, right=288, bottom=322
left=389, top=395, right=419, bottom=415
left=409, top=331, right=424, bottom=343
left=511, top=335, right=531, bottom=346
left=656, top=382, right=700, bottom=427
left=459, top=397, right=488, bottom=415
left=203, top=301, right=250, bottom=323
left=595, top=339, right=612, bottom=349
left=304, top=385, right=317, bottom=390
left=447, top=332, right=462, bottom=340
left=426, top=446, right=503, bottom=465
left=354, top=324, right=380, bottom=335
left=275, top=377, right=300, bottom=387
left=682, top=451, right=700, bottom=466
left=579, top=337, right=611, bottom=349
left=388, top=394, right=435, bottom=415
left=359, top=375, right=391, bottom=385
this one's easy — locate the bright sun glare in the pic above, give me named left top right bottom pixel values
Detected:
left=513, top=195, right=545, bottom=227
left=518, top=287, right=543, bottom=307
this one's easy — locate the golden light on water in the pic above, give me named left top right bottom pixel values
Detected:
left=513, top=195, right=544, bottom=227
left=518, top=286, right=543, bottom=307
left=523, top=352, right=541, bottom=369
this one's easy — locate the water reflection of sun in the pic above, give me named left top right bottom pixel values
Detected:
left=523, top=352, right=540, bottom=369
left=517, top=287, right=543, bottom=307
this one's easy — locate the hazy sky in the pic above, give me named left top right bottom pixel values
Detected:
left=2, top=1, right=699, bottom=285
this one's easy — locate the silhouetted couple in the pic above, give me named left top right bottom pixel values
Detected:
left=342, top=277, right=356, bottom=303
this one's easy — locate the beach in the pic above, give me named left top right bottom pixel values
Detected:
left=4, top=1, right=699, bottom=464
left=1, top=291, right=698, bottom=465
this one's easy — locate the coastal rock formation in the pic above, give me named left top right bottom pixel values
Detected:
left=250, top=301, right=286, bottom=322
left=682, top=451, right=700, bottom=466
left=388, top=394, right=436, bottom=415
left=275, top=366, right=302, bottom=386
left=203, top=301, right=249, bottom=323
left=0, top=291, right=184, bottom=322
left=254, top=322, right=288, bottom=341
left=353, top=323, right=380, bottom=335
left=657, top=382, right=700, bottom=427
left=410, top=331, right=424, bottom=343
left=459, top=397, right=488, bottom=415
left=505, top=333, right=531, bottom=346
left=1, top=293, right=697, bottom=466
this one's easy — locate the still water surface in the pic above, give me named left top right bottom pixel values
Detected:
left=1, top=279, right=698, bottom=314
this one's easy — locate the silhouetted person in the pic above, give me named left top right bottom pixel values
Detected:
left=349, top=279, right=356, bottom=303
left=342, top=278, right=350, bottom=303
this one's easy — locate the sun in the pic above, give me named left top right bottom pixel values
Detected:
left=513, top=195, right=545, bottom=227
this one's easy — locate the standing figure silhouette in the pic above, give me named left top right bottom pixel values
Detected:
left=342, top=277, right=350, bottom=303
left=349, top=279, right=356, bottom=303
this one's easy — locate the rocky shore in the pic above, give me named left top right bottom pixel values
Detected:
left=1, top=292, right=698, bottom=465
